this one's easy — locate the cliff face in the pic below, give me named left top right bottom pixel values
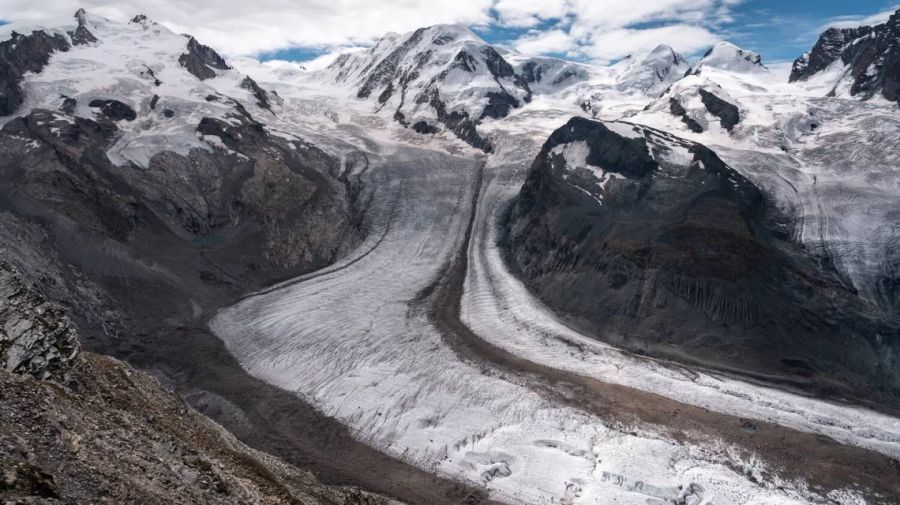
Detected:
left=504, top=117, right=900, bottom=403
left=0, top=261, right=79, bottom=382
left=0, top=262, right=392, bottom=504
left=790, top=9, right=900, bottom=103
left=0, top=11, right=361, bottom=358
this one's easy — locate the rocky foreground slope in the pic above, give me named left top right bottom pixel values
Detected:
left=0, top=261, right=391, bottom=504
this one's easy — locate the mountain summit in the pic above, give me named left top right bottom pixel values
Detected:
left=790, top=8, right=900, bottom=103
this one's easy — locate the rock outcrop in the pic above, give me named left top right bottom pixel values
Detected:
left=179, top=36, right=231, bottom=81
left=0, top=261, right=393, bottom=504
left=0, top=262, right=79, bottom=382
left=0, top=30, right=71, bottom=116
left=790, top=9, right=900, bottom=103
left=698, top=88, right=740, bottom=131
left=504, top=117, right=900, bottom=403
left=88, top=98, right=137, bottom=121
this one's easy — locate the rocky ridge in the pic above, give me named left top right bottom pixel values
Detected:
left=504, top=117, right=900, bottom=404
left=790, top=8, right=900, bottom=102
left=0, top=261, right=395, bottom=504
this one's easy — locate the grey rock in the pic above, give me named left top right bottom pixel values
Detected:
left=504, top=117, right=900, bottom=403
left=0, top=261, right=80, bottom=382
left=88, top=99, right=136, bottom=121
left=68, top=9, right=98, bottom=46
left=669, top=98, right=704, bottom=133
left=698, top=88, right=740, bottom=131
left=178, top=36, right=231, bottom=81
left=239, top=76, right=271, bottom=110
left=0, top=30, right=71, bottom=116
left=790, top=9, right=900, bottom=103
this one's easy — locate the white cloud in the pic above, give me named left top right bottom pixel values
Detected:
left=512, top=0, right=743, bottom=63
left=513, top=29, right=574, bottom=55
left=581, top=24, right=721, bottom=63
left=494, top=0, right=568, bottom=28
left=0, top=0, right=750, bottom=64
left=0, top=0, right=494, bottom=55
left=821, top=5, right=899, bottom=30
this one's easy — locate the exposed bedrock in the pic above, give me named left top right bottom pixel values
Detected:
left=179, top=36, right=232, bottom=81
left=668, top=98, right=704, bottom=133
left=698, top=89, right=740, bottom=131
left=0, top=260, right=395, bottom=504
left=504, top=116, right=900, bottom=404
left=0, top=107, right=359, bottom=353
left=791, top=9, right=900, bottom=103
left=0, top=30, right=71, bottom=116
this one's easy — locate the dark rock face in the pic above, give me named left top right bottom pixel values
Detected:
left=504, top=117, right=900, bottom=403
left=0, top=261, right=80, bottom=382
left=669, top=98, right=704, bottom=133
left=422, top=88, right=492, bottom=152
left=178, top=36, right=231, bottom=80
left=790, top=9, right=900, bottom=103
left=411, top=121, right=439, bottom=134
left=0, top=30, right=71, bottom=116
left=240, top=76, right=271, bottom=110
left=790, top=27, right=874, bottom=81
left=481, top=91, right=519, bottom=120
left=88, top=99, right=137, bottom=121
left=698, top=89, right=740, bottom=131
left=68, top=9, right=98, bottom=46
left=60, top=96, right=77, bottom=114
left=0, top=104, right=357, bottom=346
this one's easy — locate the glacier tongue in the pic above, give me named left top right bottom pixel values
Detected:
left=211, top=119, right=893, bottom=504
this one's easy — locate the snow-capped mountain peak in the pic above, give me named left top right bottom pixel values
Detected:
left=789, top=8, right=900, bottom=103
left=321, top=23, right=531, bottom=151
left=612, top=44, right=690, bottom=95
left=693, top=41, right=766, bottom=73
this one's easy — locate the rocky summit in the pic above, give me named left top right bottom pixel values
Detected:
left=791, top=9, right=900, bottom=102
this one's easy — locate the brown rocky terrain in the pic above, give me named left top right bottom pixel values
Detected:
left=0, top=261, right=395, bottom=504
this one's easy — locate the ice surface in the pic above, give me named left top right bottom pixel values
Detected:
left=212, top=122, right=881, bottom=503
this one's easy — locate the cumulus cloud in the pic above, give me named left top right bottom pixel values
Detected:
left=508, top=0, right=743, bottom=63
left=821, top=5, right=899, bottom=30
left=494, top=0, right=568, bottom=28
left=0, top=0, right=494, bottom=55
left=582, top=25, right=721, bottom=63
left=513, top=29, right=574, bottom=55
left=0, top=0, right=743, bottom=64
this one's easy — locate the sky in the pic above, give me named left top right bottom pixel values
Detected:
left=1, top=0, right=898, bottom=67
